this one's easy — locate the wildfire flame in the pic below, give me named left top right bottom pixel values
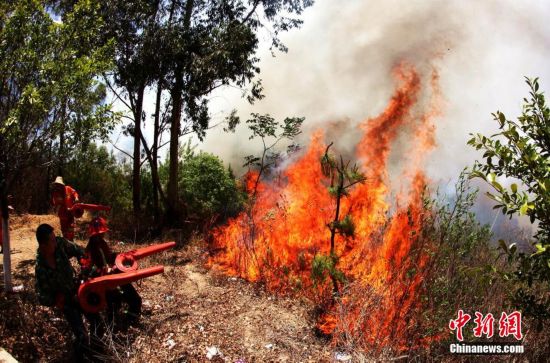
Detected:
left=210, top=62, right=443, bottom=352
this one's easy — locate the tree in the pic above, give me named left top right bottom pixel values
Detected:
left=468, top=77, right=550, bottom=319
left=159, top=0, right=314, bottom=225
left=99, top=0, right=313, bottom=226
left=312, top=142, right=366, bottom=295
left=64, top=143, right=132, bottom=222
left=49, top=0, right=315, bottom=229
left=0, top=0, right=117, bottom=197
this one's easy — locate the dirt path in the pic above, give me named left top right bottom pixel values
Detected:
left=1, top=215, right=333, bottom=362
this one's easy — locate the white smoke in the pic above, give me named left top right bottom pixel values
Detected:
left=202, top=0, right=549, bottom=176
left=198, top=0, right=550, bottom=238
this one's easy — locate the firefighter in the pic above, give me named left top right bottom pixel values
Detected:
left=86, top=217, right=142, bottom=326
left=34, top=223, right=103, bottom=360
left=51, top=176, right=80, bottom=240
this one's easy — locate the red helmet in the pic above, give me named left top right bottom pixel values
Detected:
left=88, top=217, right=109, bottom=237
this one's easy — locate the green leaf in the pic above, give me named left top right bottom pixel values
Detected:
left=499, top=112, right=506, bottom=125
left=491, top=180, right=504, bottom=192
left=533, top=243, right=547, bottom=255
left=519, top=202, right=529, bottom=216
left=468, top=170, right=485, bottom=180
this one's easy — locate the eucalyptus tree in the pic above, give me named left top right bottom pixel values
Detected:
left=157, top=0, right=315, bottom=224
left=0, top=0, right=116, bottom=197
left=49, top=0, right=314, bottom=226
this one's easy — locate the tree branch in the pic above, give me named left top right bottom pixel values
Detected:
left=103, top=75, right=133, bottom=111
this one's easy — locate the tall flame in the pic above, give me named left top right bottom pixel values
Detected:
left=210, top=62, right=442, bottom=352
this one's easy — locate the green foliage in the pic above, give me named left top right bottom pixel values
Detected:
left=178, top=152, right=244, bottom=221
left=242, top=113, right=304, bottom=141
left=319, top=143, right=366, bottom=294
left=85, top=0, right=314, bottom=139
left=50, top=1, right=315, bottom=220
left=311, top=253, right=346, bottom=287
left=239, top=113, right=304, bottom=198
left=64, top=143, right=132, bottom=219
left=320, top=152, right=336, bottom=177
left=420, top=172, right=503, bottom=342
left=468, top=78, right=550, bottom=318
left=0, top=0, right=118, bottom=190
left=332, top=214, right=355, bottom=237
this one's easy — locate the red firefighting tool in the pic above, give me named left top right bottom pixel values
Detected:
left=70, top=203, right=112, bottom=218
left=77, top=242, right=176, bottom=313
left=114, top=241, right=176, bottom=272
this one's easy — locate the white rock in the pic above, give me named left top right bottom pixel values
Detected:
left=335, top=352, right=352, bottom=361
left=0, top=348, right=17, bottom=363
left=264, top=343, right=274, bottom=350
left=206, top=346, right=221, bottom=360
left=165, top=338, right=176, bottom=350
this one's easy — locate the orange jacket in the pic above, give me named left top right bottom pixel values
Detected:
left=52, top=186, right=79, bottom=219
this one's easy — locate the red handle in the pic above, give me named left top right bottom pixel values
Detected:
left=78, top=266, right=164, bottom=313
left=71, top=203, right=112, bottom=212
left=115, top=242, right=176, bottom=272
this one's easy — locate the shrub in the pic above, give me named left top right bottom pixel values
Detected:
left=178, top=151, right=244, bottom=225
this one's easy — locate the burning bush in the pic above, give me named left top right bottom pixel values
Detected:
left=208, top=62, right=445, bottom=354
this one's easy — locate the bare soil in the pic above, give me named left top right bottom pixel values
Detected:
left=0, top=214, right=334, bottom=362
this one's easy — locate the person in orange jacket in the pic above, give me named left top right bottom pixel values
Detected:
left=51, top=176, right=80, bottom=240
left=86, top=217, right=142, bottom=326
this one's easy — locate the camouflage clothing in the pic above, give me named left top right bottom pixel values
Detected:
left=35, top=237, right=85, bottom=307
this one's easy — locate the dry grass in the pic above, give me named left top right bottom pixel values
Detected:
left=3, top=213, right=549, bottom=362
left=1, top=214, right=332, bottom=362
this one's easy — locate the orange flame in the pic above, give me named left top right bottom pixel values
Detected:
left=210, top=62, right=443, bottom=353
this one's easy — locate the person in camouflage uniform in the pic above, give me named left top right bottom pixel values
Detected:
left=34, top=223, right=102, bottom=360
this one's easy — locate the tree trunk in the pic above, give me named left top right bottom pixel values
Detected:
left=132, top=83, right=146, bottom=220
left=152, top=83, right=162, bottom=224
left=328, top=160, right=345, bottom=296
left=57, top=107, right=66, bottom=176
left=1, top=164, right=12, bottom=292
left=165, top=0, right=194, bottom=226
left=329, top=178, right=343, bottom=296
left=166, top=70, right=183, bottom=225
